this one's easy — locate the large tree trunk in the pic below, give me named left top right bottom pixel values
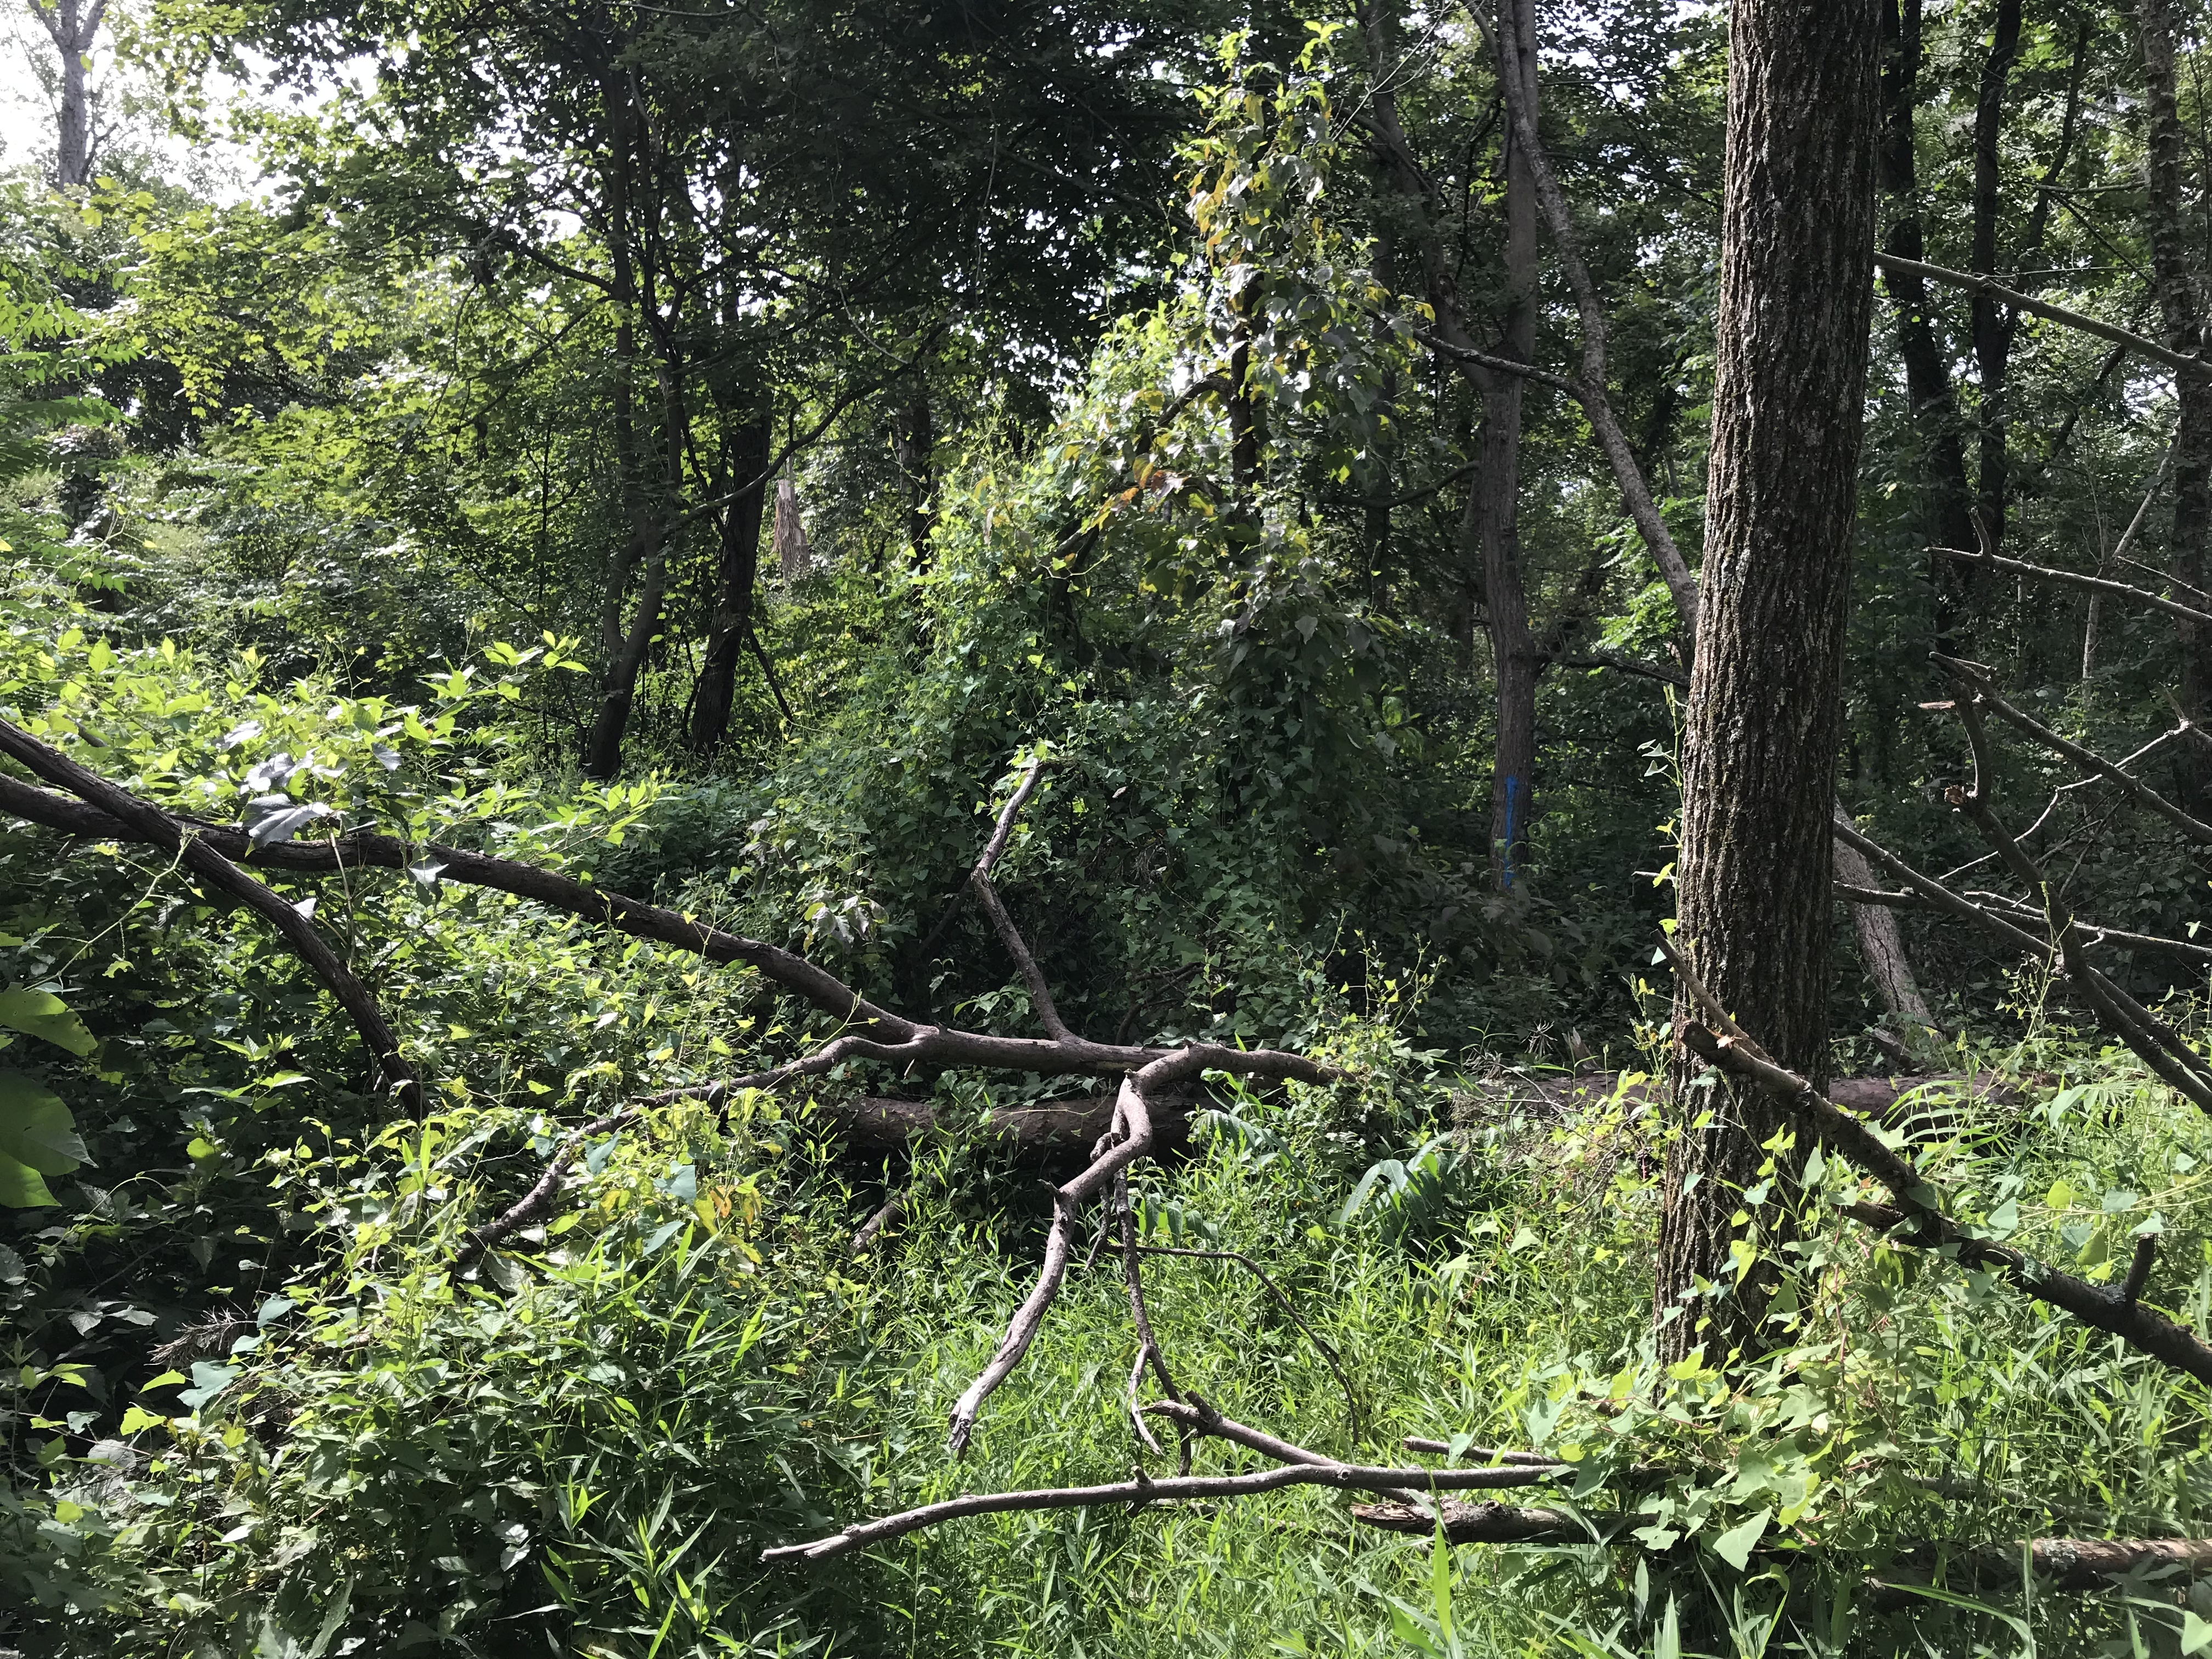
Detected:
left=35, top=0, right=104, bottom=189
left=1658, top=0, right=1880, bottom=1367
left=2141, top=0, right=2212, bottom=819
left=687, top=414, right=771, bottom=752
left=1877, top=0, right=1977, bottom=649
left=1475, top=0, right=1541, bottom=893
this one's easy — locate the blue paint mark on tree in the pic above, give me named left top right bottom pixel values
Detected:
left=1500, top=772, right=1523, bottom=891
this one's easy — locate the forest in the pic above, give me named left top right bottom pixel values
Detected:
left=8, top=0, right=2212, bottom=1651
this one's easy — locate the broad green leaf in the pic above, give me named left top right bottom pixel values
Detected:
left=0, top=989, right=94, bottom=1056
left=1709, top=1508, right=1771, bottom=1571
left=0, top=1155, right=55, bottom=1207
left=0, top=1071, right=85, bottom=1175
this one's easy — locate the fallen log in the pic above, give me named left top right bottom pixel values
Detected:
left=814, top=1091, right=1197, bottom=1158
left=1467, top=1067, right=2024, bottom=1130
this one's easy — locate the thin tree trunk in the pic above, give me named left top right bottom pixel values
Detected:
left=1475, top=0, right=1541, bottom=893
left=34, top=0, right=103, bottom=188
left=2140, top=0, right=2212, bottom=816
left=1659, top=0, right=1880, bottom=1367
left=1968, top=0, right=2023, bottom=551
left=893, top=382, right=936, bottom=566
left=689, top=414, right=771, bottom=752
left=582, top=73, right=683, bottom=782
left=1878, top=0, right=1977, bottom=648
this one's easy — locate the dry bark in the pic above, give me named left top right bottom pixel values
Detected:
left=1661, top=0, right=1880, bottom=1366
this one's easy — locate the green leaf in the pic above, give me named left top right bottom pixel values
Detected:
left=0, top=989, right=94, bottom=1056
left=1710, top=1508, right=1771, bottom=1571
left=0, top=1071, right=84, bottom=1175
left=0, top=1156, right=55, bottom=1207
left=2183, top=1610, right=2212, bottom=1656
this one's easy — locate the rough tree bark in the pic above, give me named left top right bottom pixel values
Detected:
left=1659, top=0, right=1881, bottom=1366
left=32, top=0, right=104, bottom=189
left=2140, top=0, right=2212, bottom=817
left=687, top=413, right=770, bottom=751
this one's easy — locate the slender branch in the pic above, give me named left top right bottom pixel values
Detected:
left=454, top=1107, right=632, bottom=1272
left=1486, top=3, right=1700, bottom=633
left=1934, top=656, right=2212, bottom=847
left=1559, top=652, right=1689, bottom=689
left=1872, top=251, right=2212, bottom=380
left=744, top=625, right=797, bottom=731
left=916, top=754, right=1050, bottom=964
left=0, top=720, right=423, bottom=1110
left=970, top=874, right=1073, bottom=1042
left=1932, top=543, right=2212, bottom=629
left=1133, top=1244, right=1362, bottom=1446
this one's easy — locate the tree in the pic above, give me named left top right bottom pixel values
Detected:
left=1658, top=0, right=1882, bottom=1365
left=30, top=0, right=106, bottom=188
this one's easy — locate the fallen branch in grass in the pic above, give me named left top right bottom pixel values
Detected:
left=1667, top=955, right=2212, bottom=1389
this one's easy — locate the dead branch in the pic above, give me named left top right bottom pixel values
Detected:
left=1934, top=655, right=2212, bottom=847
left=760, top=1458, right=1583, bottom=1564
left=1667, top=970, right=2212, bottom=1389
left=0, top=769, right=1266, bottom=1084
left=1878, top=1534, right=2212, bottom=1594
left=1932, top=690, right=2212, bottom=1113
left=1872, top=251, right=2212, bottom=381
left=1931, top=541, right=2212, bottom=630
left=1350, top=1500, right=1587, bottom=1543
left=1133, top=1244, right=1362, bottom=1446
left=0, top=719, right=423, bottom=1110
